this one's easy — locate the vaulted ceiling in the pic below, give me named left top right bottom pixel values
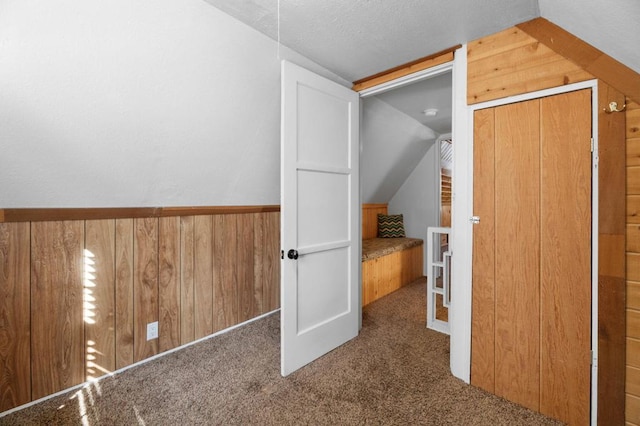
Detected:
left=203, top=0, right=640, bottom=82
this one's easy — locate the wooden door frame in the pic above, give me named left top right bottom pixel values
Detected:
left=458, top=78, right=600, bottom=422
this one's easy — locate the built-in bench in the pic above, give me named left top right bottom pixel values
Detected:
left=361, top=204, right=424, bottom=306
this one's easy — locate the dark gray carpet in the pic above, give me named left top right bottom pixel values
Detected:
left=1, top=278, right=561, bottom=425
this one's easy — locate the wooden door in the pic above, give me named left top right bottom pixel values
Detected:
left=471, top=89, right=592, bottom=424
left=280, top=60, right=360, bottom=376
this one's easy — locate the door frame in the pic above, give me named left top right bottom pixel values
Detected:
left=359, top=59, right=456, bottom=318
left=460, top=78, right=600, bottom=423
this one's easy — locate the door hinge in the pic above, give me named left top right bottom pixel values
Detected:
left=590, top=138, right=594, bottom=153
left=470, top=216, right=480, bottom=224
left=280, top=250, right=284, bottom=260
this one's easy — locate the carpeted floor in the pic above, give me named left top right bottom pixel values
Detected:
left=1, top=278, right=561, bottom=425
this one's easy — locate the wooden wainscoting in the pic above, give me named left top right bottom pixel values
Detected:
left=362, top=204, right=388, bottom=240
left=0, top=207, right=280, bottom=412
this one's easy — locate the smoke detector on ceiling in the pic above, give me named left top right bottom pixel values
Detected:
left=423, top=108, right=438, bottom=117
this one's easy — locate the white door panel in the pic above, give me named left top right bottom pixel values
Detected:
left=281, top=60, right=359, bottom=376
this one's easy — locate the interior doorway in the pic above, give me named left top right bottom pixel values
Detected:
left=359, top=63, right=454, bottom=331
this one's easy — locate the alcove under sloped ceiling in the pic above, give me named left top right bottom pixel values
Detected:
left=361, top=72, right=452, bottom=205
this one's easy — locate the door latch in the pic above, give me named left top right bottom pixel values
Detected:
left=470, top=216, right=480, bottom=224
left=287, top=249, right=299, bottom=260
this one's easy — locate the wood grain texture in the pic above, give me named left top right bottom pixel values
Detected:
left=158, top=217, right=180, bottom=352
left=217, top=215, right=238, bottom=328
left=540, top=90, right=592, bottom=425
left=598, top=78, right=627, bottom=426
left=630, top=338, right=640, bottom=369
left=494, top=99, right=540, bottom=411
left=84, top=220, right=116, bottom=379
left=628, top=365, right=640, bottom=397
left=194, top=216, right=213, bottom=339
left=264, top=212, right=280, bottom=313
left=628, top=196, right=640, bottom=225
left=471, top=107, right=496, bottom=393
left=252, top=213, right=266, bottom=316
left=362, top=245, right=423, bottom=306
left=629, top=101, right=640, bottom=140
left=600, top=234, right=626, bottom=279
left=629, top=309, right=640, bottom=340
left=467, top=26, right=593, bottom=105
left=629, top=167, right=640, bottom=195
left=0, top=205, right=280, bottom=223
left=238, top=214, right=255, bottom=323
left=180, top=216, right=195, bottom=345
left=599, top=83, right=627, bottom=235
left=0, top=223, right=30, bottom=410
left=31, top=221, right=85, bottom=400
left=352, top=48, right=458, bottom=92
left=630, top=100, right=640, bottom=424
left=517, top=18, right=640, bottom=105
left=628, top=393, right=640, bottom=426
left=0, top=209, right=282, bottom=411
left=133, top=218, right=158, bottom=362
left=362, top=204, right=388, bottom=240
left=114, top=219, right=134, bottom=369
left=629, top=282, right=640, bottom=311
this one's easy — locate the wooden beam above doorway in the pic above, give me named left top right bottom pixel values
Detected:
left=351, top=45, right=461, bottom=92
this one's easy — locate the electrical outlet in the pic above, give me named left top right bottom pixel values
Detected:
left=147, top=321, right=158, bottom=341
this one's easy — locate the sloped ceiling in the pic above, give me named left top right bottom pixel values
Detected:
left=203, top=0, right=639, bottom=82
left=361, top=97, right=436, bottom=204
left=203, top=0, right=540, bottom=81
left=539, top=0, right=640, bottom=75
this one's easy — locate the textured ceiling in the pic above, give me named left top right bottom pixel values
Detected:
left=204, top=1, right=640, bottom=82
left=203, top=0, right=540, bottom=82
left=373, top=72, right=453, bottom=135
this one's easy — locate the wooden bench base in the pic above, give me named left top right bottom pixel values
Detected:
left=362, top=244, right=424, bottom=306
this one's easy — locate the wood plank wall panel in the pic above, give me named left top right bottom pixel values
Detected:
left=539, top=90, right=592, bottom=425
left=220, top=215, right=239, bottom=327
left=114, top=219, right=135, bottom=369
left=84, top=220, right=116, bottom=379
left=265, top=212, right=281, bottom=312
left=133, top=218, right=159, bottom=362
left=471, top=108, right=496, bottom=393
left=628, top=100, right=640, bottom=425
left=0, top=223, right=30, bottom=410
left=180, top=216, right=195, bottom=345
left=493, top=99, right=541, bottom=412
left=238, top=214, right=256, bottom=323
left=194, top=216, right=214, bottom=339
left=597, top=82, right=627, bottom=426
left=158, top=217, right=180, bottom=352
left=0, top=208, right=280, bottom=413
left=362, top=204, right=388, bottom=240
left=31, top=221, right=85, bottom=400
left=253, top=213, right=266, bottom=316
left=467, top=27, right=594, bottom=105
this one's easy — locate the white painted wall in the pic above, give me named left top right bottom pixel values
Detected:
left=0, top=0, right=348, bottom=207
left=361, top=97, right=436, bottom=203
left=387, top=139, right=440, bottom=273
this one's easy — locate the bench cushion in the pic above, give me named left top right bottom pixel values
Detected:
left=362, top=237, right=423, bottom=262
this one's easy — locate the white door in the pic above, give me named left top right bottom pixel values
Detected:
left=280, top=60, right=360, bottom=376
